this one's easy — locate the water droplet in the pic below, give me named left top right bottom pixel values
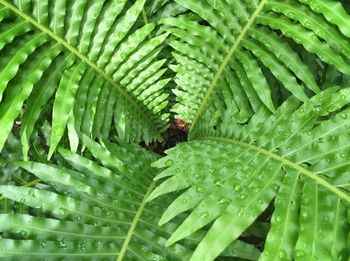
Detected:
left=217, top=197, right=230, bottom=205
left=27, top=189, right=35, bottom=196
left=106, top=211, right=114, bottom=216
left=279, top=249, right=287, bottom=259
left=302, top=211, right=310, bottom=219
left=275, top=216, right=282, bottom=223
left=303, top=197, right=310, bottom=204
left=214, top=179, right=223, bottom=187
left=152, top=255, right=163, bottom=261
left=295, top=250, right=306, bottom=257
left=235, top=204, right=244, bottom=214
left=200, top=212, right=209, bottom=218
left=78, top=240, right=87, bottom=251
left=195, top=186, right=203, bottom=193
left=194, top=173, right=202, bottom=179
left=40, top=241, right=47, bottom=249
left=19, top=230, right=27, bottom=237
left=181, top=199, right=188, bottom=204
left=166, top=159, right=174, bottom=167
left=59, top=241, right=67, bottom=249
left=240, top=194, right=247, bottom=200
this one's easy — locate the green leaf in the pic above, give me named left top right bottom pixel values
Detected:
left=150, top=87, right=350, bottom=260
left=0, top=0, right=171, bottom=154
left=166, top=0, right=350, bottom=135
left=48, top=63, right=85, bottom=159
left=0, top=139, right=193, bottom=260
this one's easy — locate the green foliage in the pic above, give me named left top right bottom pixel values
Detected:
left=0, top=136, right=258, bottom=260
left=1, top=0, right=350, bottom=260
left=166, top=0, right=350, bottom=128
left=0, top=0, right=172, bottom=159
left=150, top=87, right=350, bottom=260
left=0, top=136, right=192, bottom=259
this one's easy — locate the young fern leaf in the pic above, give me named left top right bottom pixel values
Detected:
left=150, top=87, right=350, bottom=260
left=0, top=0, right=172, bottom=158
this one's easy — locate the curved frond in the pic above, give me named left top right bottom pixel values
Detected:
left=0, top=0, right=172, bottom=159
left=150, top=87, right=350, bottom=260
left=165, top=0, right=350, bottom=133
left=0, top=136, right=196, bottom=260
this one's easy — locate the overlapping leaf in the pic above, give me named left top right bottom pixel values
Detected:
left=150, top=87, right=350, bottom=260
left=0, top=136, right=193, bottom=260
left=164, top=0, right=350, bottom=133
left=0, top=0, right=173, bottom=159
left=0, top=135, right=260, bottom=260
left=1, top=0, right=350, bottom=260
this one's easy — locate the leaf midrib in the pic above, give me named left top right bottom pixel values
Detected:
left=6, top=216, right=124, bottom=240
left=0, top=178, right=40, bottom=201
left=0, top=250, right=119, bottom=256
left=272, top=173, right=299, bottom=261
left=0, top=0, right=160, bottom=136
left=310, top=185, right=319, bottom=259
left=200, top=136, right=350, bottom=203
left=1, top=186, right=129, bottom=225
left=189, top=0, right=268, bottom=132
left=116, top=181, right=155, bottom=261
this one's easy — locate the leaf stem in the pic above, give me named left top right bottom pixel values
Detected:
left=0, top=0, right=161, bottom=136
left=189, top=0, right=268, bottom=132
left=201, top=136, right=350, bottom=203
left=116, top=181, right=156, bottom=260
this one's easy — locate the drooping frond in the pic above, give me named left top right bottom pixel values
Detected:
left=164, top=0, right=350, bottom=132
left=0, top=136, right=193, bottom=260
left=149, top=87, right=350, bottom=260
left=0, top=135, right=260, bottom=260
left=0, top=0, right=172, bottom=160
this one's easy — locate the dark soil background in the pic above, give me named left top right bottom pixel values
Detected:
left=143, top=119, right=188, bottom=155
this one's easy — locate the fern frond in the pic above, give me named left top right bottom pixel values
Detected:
left=0, top=0, right=172, bottom=159
left=150, top=87, right=350, bottom=260
left=165, top=0, right=350, bottom=133
left=0, top=135, right=259, bottom=260
left=0, top=136, right=195, bottom=260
